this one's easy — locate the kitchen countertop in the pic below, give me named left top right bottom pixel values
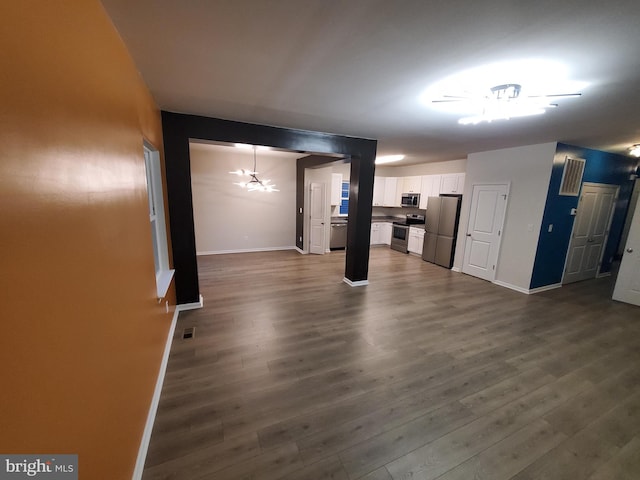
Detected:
left=331, top=216, right=401, bottom=224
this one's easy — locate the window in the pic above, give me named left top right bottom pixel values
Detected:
left=144, top=143, right=174, bottom=298
left=339, top=181, right=349, bottom=215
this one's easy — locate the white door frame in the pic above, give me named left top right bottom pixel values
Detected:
left=461, top=182, right=510, bottom=282
left=561, top=182, right=618, bottom=284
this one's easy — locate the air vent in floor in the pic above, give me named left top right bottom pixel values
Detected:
left=183, top=327, right=195, bottom=339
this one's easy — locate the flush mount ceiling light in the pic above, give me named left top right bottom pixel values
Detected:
left=422, top=59, right=586, bottom=125
left=229, top=145, right=279, bottom=192
left=376, top=154, right=405, bottom=164
left=629, top=144, right=640, bottom=157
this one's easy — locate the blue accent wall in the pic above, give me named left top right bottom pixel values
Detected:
left=530, top=143, right=637, bottom=289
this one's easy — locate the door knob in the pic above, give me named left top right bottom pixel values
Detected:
left=627, top=248, right=634, bottom=253
left=466, top=233, right=471, bottom=237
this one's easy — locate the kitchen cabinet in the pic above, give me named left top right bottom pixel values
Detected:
left=331, top=173, right=342, bottom=205
left=440, top=173, right=465, bottom=194
left=408, top=226, right=425, bottom=255
left=419, top=175, right=442, bottom=209
left=372, top=176, right=385, bottom=206
left=402, top=176, right=422, bottom=193
left=383, top=177, right=400, bottom=206
left=370, top=222, right=381, bottom=244
left=380, top=222, right=392, bottom=245
left=371, top=222, right=393, bottom=245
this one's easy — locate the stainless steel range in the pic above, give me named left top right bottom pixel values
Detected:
left=390, top=214, right=425, bottom=253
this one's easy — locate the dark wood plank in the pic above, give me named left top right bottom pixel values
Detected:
left=142, top=248, right=640, bottom=480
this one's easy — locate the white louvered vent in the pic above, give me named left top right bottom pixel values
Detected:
left=559, top=156, right=585, bottom=196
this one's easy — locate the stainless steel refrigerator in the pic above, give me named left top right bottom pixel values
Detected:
left=422, top=194, right=462, bottom=268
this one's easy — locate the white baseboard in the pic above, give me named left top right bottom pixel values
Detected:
left=295, top=247, right=307, bottom=254
left=451, top=266, right=461, bottom=272
left=528, top=283, right=562, bottom=294
left=178, top=294, right=204, bottom=311
left=596, top=271, right=612, bottom=278
left=196, top=246, right=296, bottom=256
left=492, top=280, right=563, bottom=295
left=133, top=294, right=204, bottom=479
left=491, top=280, right=531, bottom=295
left=343, top=277, right=369, bottom=287
left=132, top=306, right=179, bottom=480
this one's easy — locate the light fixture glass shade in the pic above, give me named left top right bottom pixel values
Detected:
left=629, top=144, right=640, bottom=157
left=230, top=146, right=278, bottom=192
left=422, top=59, right=586, bottom=125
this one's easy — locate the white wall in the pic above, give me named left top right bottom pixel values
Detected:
left=190, top=143, right=298, bottom=254
left=453, top=143, right=556, bottom=291
left=332, top=162, right=351, bottom=179
left=376, top=158, right=466, bottom=177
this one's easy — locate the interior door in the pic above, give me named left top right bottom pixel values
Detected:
left=309, top=182, right=326, bottom=255
left=563, top=184, right=617, bottom=284
left=462, top=184, right=509, bottom=281
left=613, top=194, right=640, bottom=306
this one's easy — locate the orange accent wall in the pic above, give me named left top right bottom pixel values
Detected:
left=0, top=1, right=175, bottom=478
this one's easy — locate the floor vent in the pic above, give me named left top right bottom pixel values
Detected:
left=182, top=327, right=195, bottom=339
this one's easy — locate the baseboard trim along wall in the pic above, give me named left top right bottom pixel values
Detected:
left=196, top=246, right=296, bottom=256
left=343, top=278, right=369, bottom=287
left=492, top=280, right=531, bottom=295
left=178, top=294, right=204, bottom=311
left=528, top=283, right=563, bottom=294
left=132, top=295, right=204, bottom=480
left=294, top=247, right=307, bottom=255
left=493, top=280, right=563, bottom=295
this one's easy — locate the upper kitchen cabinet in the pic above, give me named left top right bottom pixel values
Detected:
left=372, top=176, right=385, bottom=206
left=331, top=173, right=342, bottom=205
left=383, top=177, right=400, bottom=206
left=402, top=176, right=422, bottom=193
left=440, top=173, right=465, bottom=195
left=419, top=175, right=442, bottom=209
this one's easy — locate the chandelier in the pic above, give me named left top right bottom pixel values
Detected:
left=433, top=83, right=581, bottom=125
left=229, top=146, right=279, bottom=192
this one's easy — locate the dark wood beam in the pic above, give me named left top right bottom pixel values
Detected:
left=161, top=111, right=376, bottom=304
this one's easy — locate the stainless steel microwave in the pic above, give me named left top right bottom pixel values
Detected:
left=401, top=193, right=420, bottom=207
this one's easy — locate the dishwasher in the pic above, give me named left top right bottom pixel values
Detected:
left=330, top=222, right=347, bottom=250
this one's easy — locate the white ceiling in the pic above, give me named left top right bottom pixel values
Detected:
left=101, top=0, right=640, bottom=165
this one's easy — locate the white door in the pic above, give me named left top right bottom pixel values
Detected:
left=613, top=194, right=640, bottom=306
left=563, top=184, right=617, bottom=284
left=309, top=182, right=326, bottom=255
left=462, top=184, right=509, bottom=281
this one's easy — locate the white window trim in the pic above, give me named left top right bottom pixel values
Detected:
left=144, top=142, right=174, bottom=298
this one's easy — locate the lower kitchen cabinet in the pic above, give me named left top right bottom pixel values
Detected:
left=408, top=226, right=425, bottom=255
left=380, top=222, right=392, bottom=245
left=370, top=222, right=381, bottom=245
left=371, top=222, right=393, bottom=246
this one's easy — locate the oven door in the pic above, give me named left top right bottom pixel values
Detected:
left=392, top=225, right=408, bottom=241
left=391, top=224, right=409, bottom=253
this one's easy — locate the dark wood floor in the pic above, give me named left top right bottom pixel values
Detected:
left=143, top=247, right=640, bottom=480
